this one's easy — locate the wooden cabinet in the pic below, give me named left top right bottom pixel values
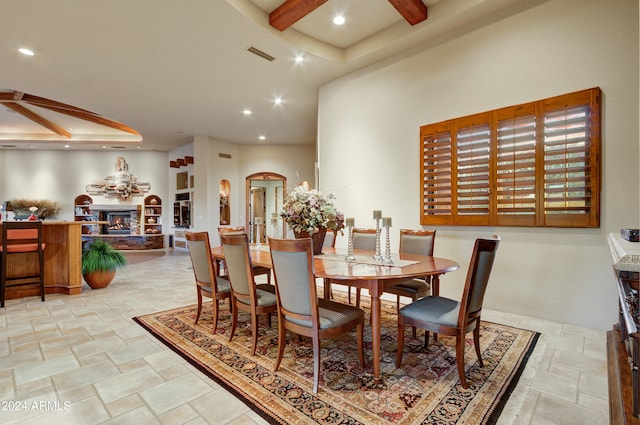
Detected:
left=74, top=194, right=96, bottom=234
left=143, top=195, right=162, bottom=235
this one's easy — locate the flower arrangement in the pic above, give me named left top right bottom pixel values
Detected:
left=9, top=199, right=61, bottom=219
left=281, top=186, right=345, bottom=235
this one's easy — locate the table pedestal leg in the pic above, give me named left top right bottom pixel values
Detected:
left=369, top=282, right=382, bottom=383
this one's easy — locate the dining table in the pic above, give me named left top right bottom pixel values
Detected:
left=210, top=245, right=460, bottom=383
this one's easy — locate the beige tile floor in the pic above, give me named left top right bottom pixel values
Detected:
left=0, top=249, right=609, bottom=424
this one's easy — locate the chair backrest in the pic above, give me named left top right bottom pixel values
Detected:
left=352, top=228, right=377, bottom=251
left=220, top=233, right=255, bottom=298
left=399, top=229, right=436, bottom=256
left=323, top=229, right=337, bottom=248
left=458, top=236, right=500, bottom=325
left=2, top=221, right=43, bottom=253
left=185, top=231, right=216, bottom=290
left=268, top=237, right=317, bottom=324
left=218, top=226, right=246, bottom=236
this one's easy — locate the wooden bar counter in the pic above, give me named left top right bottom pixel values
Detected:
left=1, top=221, right=91, bottom=300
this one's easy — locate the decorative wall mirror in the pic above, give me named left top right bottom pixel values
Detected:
left=219, top=179, right=230, bottom=225
left=245, top=172, right=286, bottom=243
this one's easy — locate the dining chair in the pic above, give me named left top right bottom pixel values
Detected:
left=385, top=229, right=436, bottom=310
left=344, top=228, right=377, bottom=306
left=0, top=221, right=46, bottom=308
left=323, top=229, right=337, bottom=299
left=186, top=231, right=231, bottom=334
left=218, top=226, right=272, bottom=284
left=221, top=232, right=277, bottom=356
left=268, top=237, right=365, bottom=393
left=396, top=236, right=500, bottom=388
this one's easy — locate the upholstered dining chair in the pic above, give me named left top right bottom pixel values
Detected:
left=186, top=231, right=231, bottom=333
left=268, top=237, right=365, bottom=393
left=221, top=232, right=277, bottom=356
left=344, top=228, right=377, bottom=306
left=1, top=221, right=46, bottom=308
left=396, top=236, right=500, bottom=389
left=218, top=226, right=271, bottom=284
left=385, top=229, right=436, bottom=311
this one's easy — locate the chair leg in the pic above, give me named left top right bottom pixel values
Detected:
left=312, top=332, right=321, bottom=393
left=229, top=300, right=238, bottom=342
left=356, top=323, right=365, bottom=368
left=355, top=288, right=361, bottom=308
left=424, top=330, right=430, bottom=347
left=274, top=316, right=286, bottom=371
left=195, top=290, right=203, bottom=324
left=456, top=334, right=468, bottom=389
left=250, top=311, right=259, bottom=356
left=396, top=321, right=405, bottom=368
left=473, top=324, right=484, bottom=367
left=212, top=299, right=219, bottom=334
left=39, top=250, right=44, bottom=302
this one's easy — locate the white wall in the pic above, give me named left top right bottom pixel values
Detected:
left=318, top=0, right=639, bottom=330
left=187, top=137, right=315, bottom=245
left=1, top=150, right=169, bottom=223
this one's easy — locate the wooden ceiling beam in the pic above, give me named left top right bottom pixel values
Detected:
left=269, top=0, right=328, bottom=31
left=4, top=102, right=72, bottom=138
left=21, top=93, right=141, bottom=137
left=388, top=0, right=428, bottom=25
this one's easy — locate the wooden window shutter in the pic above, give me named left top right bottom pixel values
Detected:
left=541, top=88, right=600, bottom=227
left=494, top=105, right=537, bottom=226
left=455, top=114, right=491, bottom=225
left=421, top=121, right=453, bottom=224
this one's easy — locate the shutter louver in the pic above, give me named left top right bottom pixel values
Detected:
left=422, top=129, right=452, bottom=222
left=456, top=122, right=490, bottom=217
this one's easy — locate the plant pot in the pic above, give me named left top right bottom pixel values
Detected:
left=293, top=227, right=327, bottom=255
left=83, top=270, right=116, bottom=289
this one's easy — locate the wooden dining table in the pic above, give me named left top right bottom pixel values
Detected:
left=210, top=245, right=460, bottom=383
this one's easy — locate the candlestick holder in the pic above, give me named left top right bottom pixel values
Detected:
left=255, top=223, right=262, bottom=246
left=383, top=224, right=395, bottom=264
left=345, top=225, right=356, bottom=261
left=373, top=217, right=384, bottom=262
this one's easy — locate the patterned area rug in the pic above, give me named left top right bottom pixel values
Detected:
left=134, top=295, right=538, bottom=425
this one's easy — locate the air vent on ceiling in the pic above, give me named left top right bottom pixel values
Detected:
left=247, top=46, right=275, bottom=62
left=219, top=153, right=232, bottom=159
left=2, top=145, right=17, bottom=148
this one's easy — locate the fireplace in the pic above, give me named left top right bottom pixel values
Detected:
left=103, top=211, right=133, bottom=234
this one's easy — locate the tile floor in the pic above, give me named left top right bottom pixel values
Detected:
left=0, top=249, right=609, bottom=424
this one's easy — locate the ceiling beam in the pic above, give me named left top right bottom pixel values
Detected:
left=388, top=0, right=428, bottom=25
left=4, top=102, right=72, bottom=138
left=21, top=93, right=141, bottom=137
left=269, top=0, right=328, bottom=31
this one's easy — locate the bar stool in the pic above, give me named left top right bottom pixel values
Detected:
left=0, top=221, right=46, bottom=308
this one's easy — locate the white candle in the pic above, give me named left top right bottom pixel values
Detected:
left=373, top=210, right=382, bottom=219
left=382, top=217, right=392, bottom=227
left=254, top=217, right=263, bottom=225
left=345, top=217, right=355, bottom=227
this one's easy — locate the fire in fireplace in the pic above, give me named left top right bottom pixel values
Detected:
left=103, top=211, right=132, bottom=234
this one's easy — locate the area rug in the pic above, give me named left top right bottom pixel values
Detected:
left=134, top=295, right=538, bottom=425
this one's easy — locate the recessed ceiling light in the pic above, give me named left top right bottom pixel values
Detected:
left=101, top=145, right=107, bottom=149
left=274, top=97, right=282, bottom=106
left=243, top=109, right=252, bottom=116
left=64, top=144, right=70, bottom=148
left=258, top=135, right=266, bottom=141
left=18, top=48, right=34, bottom=56
left=333, top=15, right=345, bottom=25
left=295, top=55, right=304, bottom=64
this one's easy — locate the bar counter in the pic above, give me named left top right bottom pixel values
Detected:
left=1, top=221, right=91, bottom=300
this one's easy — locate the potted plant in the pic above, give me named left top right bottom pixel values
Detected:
left=280, top=186, right=345, bottom=254
left=81, top=238, right=127, bottom=289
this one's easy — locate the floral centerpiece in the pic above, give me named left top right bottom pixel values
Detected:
left=280, top=186, right=345, bottom=254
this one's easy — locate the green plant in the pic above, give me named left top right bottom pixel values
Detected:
left=81, top=239, right=127, bottom=275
